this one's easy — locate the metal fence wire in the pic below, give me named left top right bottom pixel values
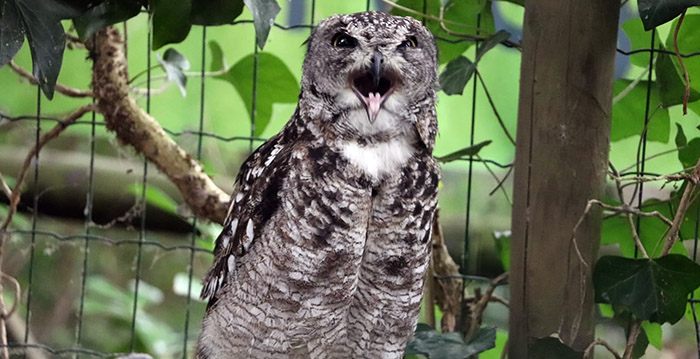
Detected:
left=1, top=1, right=700, bottom=358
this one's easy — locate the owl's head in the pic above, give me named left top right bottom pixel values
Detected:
left=300, top=11, right=438, bottom=140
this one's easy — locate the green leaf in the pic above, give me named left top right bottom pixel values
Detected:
left=476, top=30, right=510, bottom=62
left=439, top=56, right=475, bottom=95
left=612, top=79, right=669, bottom=143
left=13, top=0, right=82, bottom=99
left=638, top=0, right=700, bottom=30
left=675, top=123, right=687, bottom=147
left=151, top=0, right=192, bottom=50
left=641, top=321, right=663, bottom=350
left=439, top=30, right=509, bottom=95
left=73, top=0, right=142, bottom=41
left=243, top=0, right=280, bottom=50
left=655, top=48, right=700, bottom=108
left=679, top=138, right=700, bottom=170
left=0, top=0, right=25, bottom=68
left=621, top=18, right=662, bottom=68
left=208, top=40, right=226, bottom=71
left=602, top=198, right=688, bottom=258
left=214, top=52, right=298, bottom=136
left=190, top=0, right=244, bottom=25
left=405, top=324, right=496, bottom=358
left=436, top=140, right=491, bottom=162
left=493, top=230, right=511, bottom=271
left=665, top=15, right=700, bottom=105
left=391, top=0, right=495, bottom=64
left=156, top=48, right=190, bottom=97
left=530, top=337, right=582, bottom=359
left=594, top=254, right=700, bottom=324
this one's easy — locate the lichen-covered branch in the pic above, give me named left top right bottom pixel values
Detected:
left=87, top=26, right=230, bottom=225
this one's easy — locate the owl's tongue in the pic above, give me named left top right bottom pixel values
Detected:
left=367, top=92, right=382, bottom=118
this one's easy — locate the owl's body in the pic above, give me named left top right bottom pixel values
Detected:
left=196, top=11, right=439, bottom=359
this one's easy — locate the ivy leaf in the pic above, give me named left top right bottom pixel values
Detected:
left=621, top=18, right=662, bottom=68
left=391, top=0, right=495, bottom=64
left=208, top=40, right=226, bottom=71
left=655, top=48, right=700, bottom=107
left=214, top=52, right=298, bottom=136
left=642, top=321, right=663, bottom=350
left=530, top=337, right=582, bottom=359
left=665, top=15, right=700, bottom=108
left=594, top=254, right=700, bottom=324
left=675, top=124, right=700, bottom=170
left=611, top=80, right=669, bottom=143
left=243, top=0, right=280, bottom=50
left=151, top=0, right=192, bottom=50
left=73, top=0, right=142, bottom=40
left=13, top=0, right=82, bottom=99
left=156, top=48, right=190, bottom=97
left=405, top=324, right=496, bottom=358
left=436, top=140, right=491, bottom=162
left=439, top=56, right=475, bottom=95
left=638, top=0, right=700, bottom=30
left=476, top=30, right=510, bottom=62
left=190, top=0, right=244, bottom=25
left=0, top=0, right=25, bottom=68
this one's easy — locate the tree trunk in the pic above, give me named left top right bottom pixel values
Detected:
left=509, top=1, right=619, bottom=357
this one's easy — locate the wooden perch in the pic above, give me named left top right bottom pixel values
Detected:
left=87, top=27, right=230, bottom=225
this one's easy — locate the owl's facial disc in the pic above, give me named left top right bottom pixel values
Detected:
left=350, top=64, right=396, bottom=123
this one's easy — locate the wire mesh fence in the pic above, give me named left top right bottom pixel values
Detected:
left=0, top=1, right=700, bottom=358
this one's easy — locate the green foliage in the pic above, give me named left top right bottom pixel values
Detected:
left=611, top=80, right=670, bottom=143
left=405, top=324, right=496, bottom=359
left=129, top=184, right=179, bottom=215
left=390, top=0, right=495, bottom=64
left=151, top=0, right=192, bottom=50
left=211, top=47, right=299, bottom=136
left=439, top=30, right=509, bottom=94
left=656, top=49, right=700, bottom=108
left=2, top=0, right=83, bottom=99
left=675, top=123, right=700, bottom=169
left=638, top=0, right=700, bottom=30
left=73, top=0, right=142, bottom=40
left=594, top=254, right=700, bottom=324
left=190, top=0, right=244, bottom=25
left=493, top=230, right=510, bottom=271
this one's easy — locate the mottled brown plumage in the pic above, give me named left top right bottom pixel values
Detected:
left=196, top=11, right=439, bottom=359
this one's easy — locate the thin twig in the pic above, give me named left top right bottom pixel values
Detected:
left=465, top=272, right=508, bottom=341
left=662, top=154, right=700, bottom=255
left=0, top=273, right=20, bottom=319
left=622, top=320, right=642, bottom=359
left=613, top=64, right=652, bottom=105
left=476, top=72, right=515, bottom=145
left=0, top=171, right=12, bottom=201
left=8, top=61, right=94, bottom=98
left=477, top=154, right=512, bottom=205
left=0, top=104, right=98, bottom=235
left=584, top=339, right=622, bottom=359
left=672, top=10, right=690, bottom=115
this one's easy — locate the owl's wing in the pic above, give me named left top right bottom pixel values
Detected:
left=200, top=133, right=290, bottom=302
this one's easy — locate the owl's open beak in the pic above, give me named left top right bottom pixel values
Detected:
left=351, top=57, right=395, bottom=123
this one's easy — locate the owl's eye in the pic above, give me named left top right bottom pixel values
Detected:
left=399, top=36, right=418, bottom=48
left=332, top=33, right=357, bottom=48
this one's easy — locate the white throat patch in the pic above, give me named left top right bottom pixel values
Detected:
left=340, top=138, right=414, bottom=181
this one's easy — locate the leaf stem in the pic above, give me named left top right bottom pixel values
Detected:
left=672, top=9, right=690, bottom=115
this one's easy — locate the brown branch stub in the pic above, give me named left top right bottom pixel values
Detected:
left=429, top=209, right=462, bottom=332
left=8, top=61, right=94, bottom=98
left=88, top=26, right=230, bottom=225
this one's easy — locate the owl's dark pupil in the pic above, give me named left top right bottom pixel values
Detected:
left=332, top=33, right=357, bottom=48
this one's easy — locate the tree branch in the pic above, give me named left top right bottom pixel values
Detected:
left=8, top=61, right=94, bottom=98
left=87, top=26, right=230, bottom=225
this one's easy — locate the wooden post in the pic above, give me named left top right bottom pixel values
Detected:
left=509, top=0, right=619, bottom=357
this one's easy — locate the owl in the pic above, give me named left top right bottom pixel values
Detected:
left=195, top=11, right=439, bottom=359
